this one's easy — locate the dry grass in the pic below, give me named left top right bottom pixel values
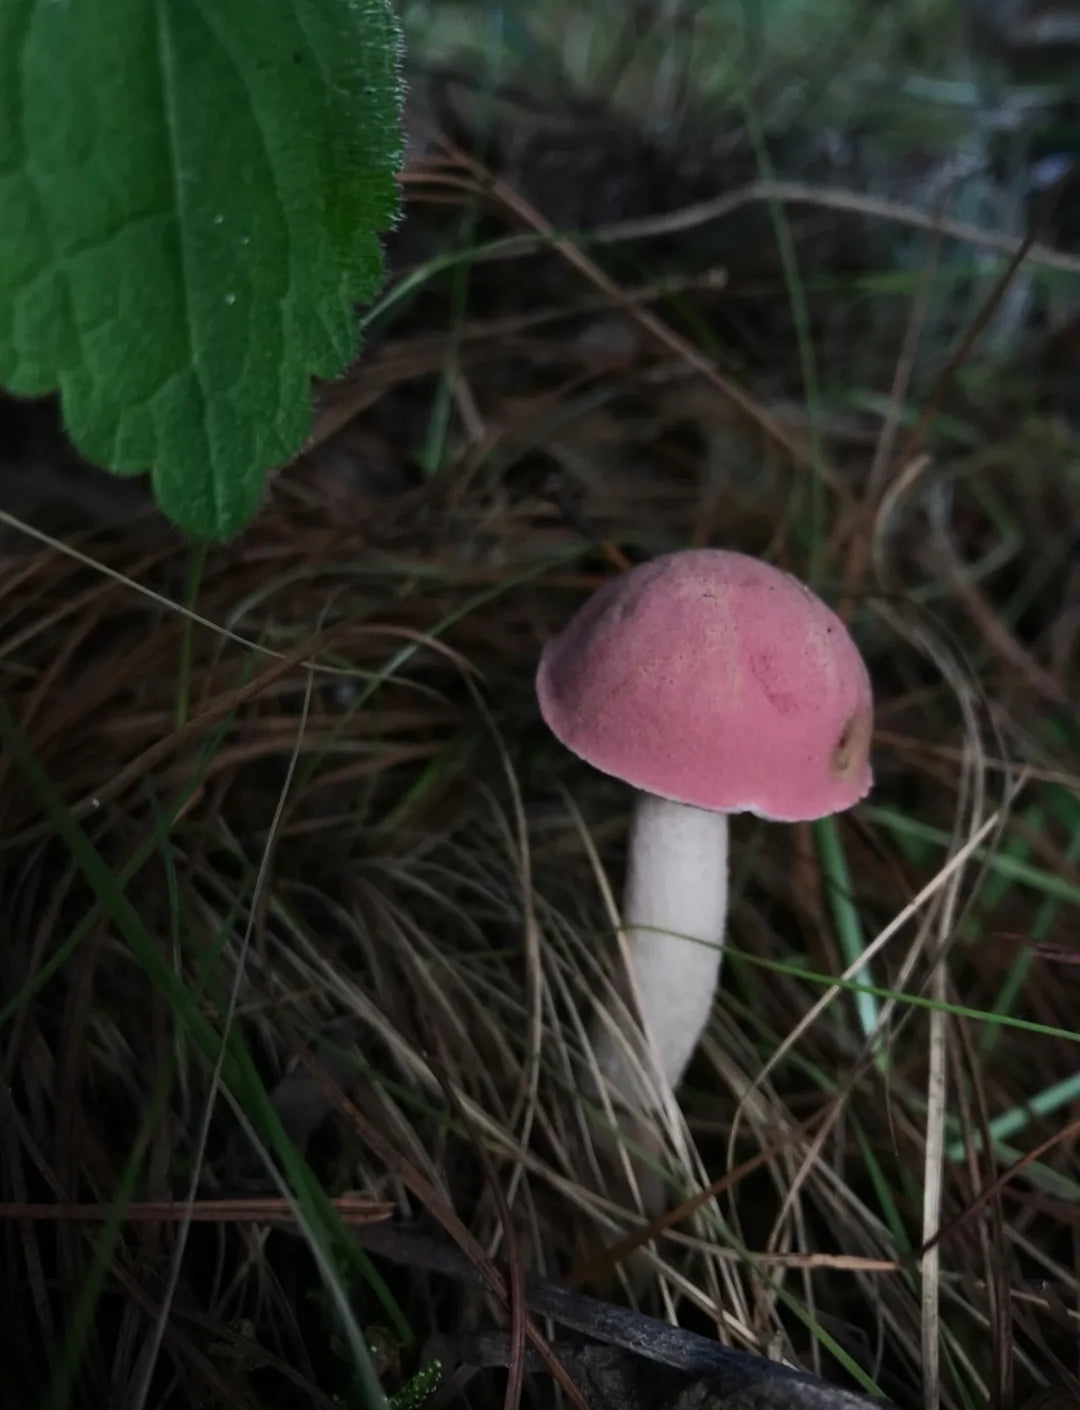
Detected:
left=5, top=27, right=1080, bottom=1410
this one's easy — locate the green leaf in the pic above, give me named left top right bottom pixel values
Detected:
left=0, top=0, right=403, bottom=539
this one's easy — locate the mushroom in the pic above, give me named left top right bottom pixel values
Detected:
left=536, top=548, right=874, bottom=1108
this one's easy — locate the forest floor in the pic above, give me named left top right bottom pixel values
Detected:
left=4, top=4, right=1080, bottom=1409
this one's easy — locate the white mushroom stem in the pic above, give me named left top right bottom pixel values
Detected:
left=590, top=791, right=730, bottom=1108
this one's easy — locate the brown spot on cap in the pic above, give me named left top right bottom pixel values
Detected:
left=831, top=708, right=872, bottom=782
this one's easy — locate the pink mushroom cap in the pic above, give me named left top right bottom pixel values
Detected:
left=536, top=549, right=873, bottom=823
